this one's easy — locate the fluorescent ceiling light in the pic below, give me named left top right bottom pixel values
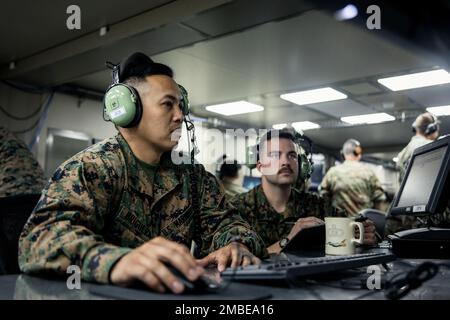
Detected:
left=280, top=87, right=347, bottom=106
left=341, top=113, right=395, bottom=124
left=377, top=69, right=450, bottom=91
left=272, top=123, right=287, bottom=130
left=292, top=121, right=321, bottom=131
left=205, top=100, right=264, bottom=116
left=426, top=105, right=450, bottom=116
left=334, top=4, right=358, bottom=21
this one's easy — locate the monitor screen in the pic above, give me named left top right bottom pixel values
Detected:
left=397, top=145, right=447, bottom=207
left=391, top=135, right=450, bottom=216
left=243, top=176, right=261, bottom=190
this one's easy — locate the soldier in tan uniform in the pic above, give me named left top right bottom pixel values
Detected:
left=230, top=130, right=377, bottom=254
left=386, top=113, right=447, bottom=235
left=319, top=139, right=387, bottom=217
left=18, top=52, right=264, bottom=294
left=396, top=112, right=440, bottom=184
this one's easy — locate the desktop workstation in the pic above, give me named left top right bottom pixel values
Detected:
left=1, top=136, right=449, bottom=300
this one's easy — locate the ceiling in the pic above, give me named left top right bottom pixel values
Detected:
left=2, top=0, right=450, bottom=161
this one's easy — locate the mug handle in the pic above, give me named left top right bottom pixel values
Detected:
left=350, top=222, right=364, bottom=245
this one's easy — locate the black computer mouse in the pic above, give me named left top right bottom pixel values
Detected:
left=163, top=262, right=220, bottom=294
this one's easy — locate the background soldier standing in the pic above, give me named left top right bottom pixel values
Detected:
left=319, top=139, right=387, bottom=217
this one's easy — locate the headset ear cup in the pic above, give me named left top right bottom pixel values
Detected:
left=425, top=122, right=438, bottom=136
left=178, top=84, right=190, bottom=116
left=298, top=154, right=312, bottom=181
left=104, top=84, right=142, bottom=128
left=124, top=86, right=143, bottom=128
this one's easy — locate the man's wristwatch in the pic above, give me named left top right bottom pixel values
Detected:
left=279, top=237, right=289, bottom=249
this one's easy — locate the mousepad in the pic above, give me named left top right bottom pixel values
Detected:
left=89, top=282, right=273, bottom=300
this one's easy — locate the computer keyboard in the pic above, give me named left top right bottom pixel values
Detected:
left=221, top=252, right=396, bottom=281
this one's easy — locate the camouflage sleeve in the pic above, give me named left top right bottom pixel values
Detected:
left=316, top=192, right=347, bottom=217
left=318, top=170, right=332, bottom=198
left=369, top=173, right=387, bottom=203
left=18, top=157, right=131, bottom=284
left=196, top=167, right=266, bottom=258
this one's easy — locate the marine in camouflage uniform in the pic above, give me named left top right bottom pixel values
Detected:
left=319, top=160, right=387, bottom=217
left=0, top=126, right=46, bottom=197
left=386, top=112, right=445, bottom=235
left=229, top=184, right=341, bottom=248
left=221, top=180, right=247, bottom=198
left=396, top=135, right=431, bottom=184
left=18, top=133, right=265, bottom=283
left=385, top=200, right=450, bottom=236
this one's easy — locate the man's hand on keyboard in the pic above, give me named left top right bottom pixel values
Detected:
left=197, top=242, right=261, bottom=272
left=356, top=219, right=377, bottom=245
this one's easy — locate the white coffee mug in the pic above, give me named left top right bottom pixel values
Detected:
left=325, top=217, right=364, bottom=255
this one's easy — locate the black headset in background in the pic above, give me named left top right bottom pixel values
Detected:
left=412, top=113, right=439, bottom=136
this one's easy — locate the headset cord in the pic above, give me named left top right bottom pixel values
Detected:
left=384, top=261, right=443, bottom=300
left=186, top=118, right=203, bottom=258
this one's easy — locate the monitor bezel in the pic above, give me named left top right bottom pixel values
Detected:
left=390, top=135, right=450, bottom=217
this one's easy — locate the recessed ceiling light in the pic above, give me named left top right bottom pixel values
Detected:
left=341, top=113, right=395, bottom=124
left=426, top=105, right=450, bottom=116
left=280, top=87, right=347, bottom=106
left=205, top=101, right=264, bottom=116
left=272, top=123, right=287, bottom=130
left=292, top=121, right=321, bottom=131
left=377, top=69, right=450, bottom=91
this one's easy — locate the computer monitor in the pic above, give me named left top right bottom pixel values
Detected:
left=390, top=134, right=450, bottom=217
left=388, top=135, right=450, bottom=259
left=308, top=163, right=324, bottom=192
left=243, top=176, right=261, bottom=190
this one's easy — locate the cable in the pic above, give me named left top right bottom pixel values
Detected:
left=28, top=92, right=54, bottom=149
left=10, top=117, right=41, bottom=134
left=1, top=79, right=49, bottom=95
left=384, top=261, right=440, bottom=300
left=0, top=102, right=43, bottom=120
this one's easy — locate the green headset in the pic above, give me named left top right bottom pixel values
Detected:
left=103, top=62, right=190, bottom=128
left=245, top=129, right=314, bottom=182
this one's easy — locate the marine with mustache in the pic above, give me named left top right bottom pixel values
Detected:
left=18, top=52, right=264, bottom=294
left=229, top=129, right=378, bottom=254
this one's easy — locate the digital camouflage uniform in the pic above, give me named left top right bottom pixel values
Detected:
left=0, top=126, right=46, bottom=197
left=385, top=199, right=450, bottom=236
left=319, top=161, right=386, bottom=217
left=221, top=180, right=247, bottom=198
left=229, top=184, right=343, bottom=248
left=18, top=133, right=265, bottom=284
left=396, top=135, right=431, bottom=184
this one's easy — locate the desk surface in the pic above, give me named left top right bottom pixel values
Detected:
left=1, top=258, right=449, bottom=300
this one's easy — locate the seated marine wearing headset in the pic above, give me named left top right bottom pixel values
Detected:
left=396, top=112, right=440, bottom=184
left=319, top=139, right=388, bottom=217
left=386, top=112, right=450, bottom=236
left=229, top=129, right=378, bottom=254
left=18, top=52, right=265, bottom=294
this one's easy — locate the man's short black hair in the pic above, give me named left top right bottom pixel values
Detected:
left=119, top=52, right=173, bottom=83
left=257, top=129, right=296, bottom=161
left=219, top=162, right=241, bottom=180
